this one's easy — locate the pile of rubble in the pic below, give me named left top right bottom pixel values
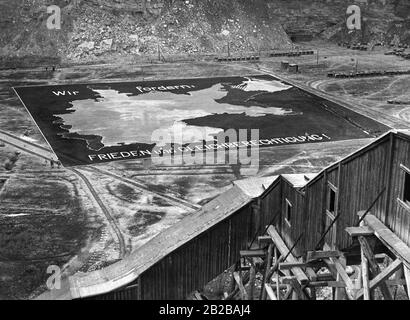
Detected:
left=66, top=0, right=292, bottom=61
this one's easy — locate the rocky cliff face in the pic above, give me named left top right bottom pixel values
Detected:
left=0, top=0, right=409, bottom=63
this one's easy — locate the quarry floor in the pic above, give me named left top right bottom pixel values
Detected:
left=0, top=41, right=410, bottom=299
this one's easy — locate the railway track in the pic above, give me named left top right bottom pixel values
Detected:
left=69, top=168, right=127, bottom=259
left=87, top=166, right=201, bottom=212
left=0, top=129, right=57, bottom=162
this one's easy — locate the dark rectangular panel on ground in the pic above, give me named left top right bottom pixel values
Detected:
left=14, top=75, right=388, bottom=167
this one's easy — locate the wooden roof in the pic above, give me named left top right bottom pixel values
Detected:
left=67, top=185, right=253, bottom=299
left=234, top=176, right=279, bottom=198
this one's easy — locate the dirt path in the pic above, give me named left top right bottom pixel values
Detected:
left=398, top=108, right=410, bottom=123
left=69, top=168, right=127, bottom=259
left=88, top=166, right=201, bottom=212
left=0, top=129, right=58, bottom=162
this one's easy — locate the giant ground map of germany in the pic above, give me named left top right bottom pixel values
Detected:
left=14, top=74, right=387, bottom=167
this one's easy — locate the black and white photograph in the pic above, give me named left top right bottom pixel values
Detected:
left=1, top=0, right=410, bottom=309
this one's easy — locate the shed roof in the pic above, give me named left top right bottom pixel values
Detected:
left=281, top=173, right=317, bottom=188
left=67, top=185, right=253, bottom=299
left=234, top=176, right=279, bottom=198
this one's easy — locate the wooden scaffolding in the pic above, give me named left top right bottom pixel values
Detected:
left=227, top=212, right=410, bottom=300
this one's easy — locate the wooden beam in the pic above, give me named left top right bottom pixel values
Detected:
left=305, top=267, right=317, bottom=300
left=403, top=266, right=410, bottom=299
left=386, top=279, right=406, bottom=287
left=323, top=259, right=338, bottom=280
left=392, top=267, right=404, bottom=299
left=267, top=226, right=309, bottom=285
left=307, top=250, right=342, bottom=262
left=264, top=284, right=277, bottom=300
left=248, top=263, right=256, bottom=300
left=279, top=262, right=308, bottom=270
left=361, top=241, right=371, bottom=300
left=283, top=287, right=294, bottom=300
left=274, top=246, right=281, bottom=301
left=258, top=236, right=272, bottom=246
left=305, top=267, right=318, bottom=281
left=260, top=244, right=274, bottom=300
left=323, top=257, right=354, bottom=300
left=262, top=280, right=288, bottom=290
left=358, top=236, right=393, bottom=300
left=282, top=276, right=308, bottom=300
left=193, top=291, right=206, bottom=300
left=233, top=272, right=248, bottom=300
left=308, top=281, right=346, bottom=288
left=314, top=269, right=354, bottom=283
left=356, top=259, right=403, bottom=299
left=345, top=226, right=374, bottom=237
left=334, top=257, right=355, bottom=300
left=332, top=258, right=355, bottom=291
left=361, top=214, right=410, bottom=270
left=225, top=270, right=250, bottom=300
left=240, top=250, right=265, bottom=257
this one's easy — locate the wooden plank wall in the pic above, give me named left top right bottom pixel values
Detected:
left=279, top=179, right=306, bottom=257
left=387, top=135, right=410, bottom=247
left=274, top=133, right=394, bottom=253
left=83, top=285, right=140, bottom=300
left=297, top=133, right=410, bottom=252
left=137, top=204, right=253, bottom=299
left=259, top=179, right=282, bottom=234
left=304, top=177, right=325, bottom=251
left=336, top=137, right=391, bottom=249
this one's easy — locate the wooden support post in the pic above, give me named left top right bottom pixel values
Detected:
left=225, top=271, right=250, bottom=300
left=323, top=259, right=338, bottom=279
left=193, top=291, right=205, bottom=300
left=240, top=250, right=266, bottom=258
left=361, top=245, right=371, bottom=300
left=308, top=281, right=346, bottom=288
left=356, top=259, right=403, bottom=299
left=360, top=214, right=410, bottom=270
left=267, top=226, right=309, bottom=285
left=307, top=250, right=342, bottom=262
left=358, top=236, right=393, bottom=300
left=337, top=256, right=355, bottom=298
left=228, top=265, right=237, bottom=295
left=260, top=243, right=274, bottom=300
left=265, top=255, right=284, bottom=285
left=334, top=257, right=348, bottom=300
left=283, top=287, right=294, bottom=300
left=274, top=246, right=281, bottom=301
left=393, top=265, right=404, bottom=299
left=282, top=277, right=308, bottom=300
left=248, top=262, right=256, bottom=300
left=404, top=266, right=410, bottom=300
left=233, top=271, right=248, bottom=300
left=305, top=267, right=317, bottom=300
left=264, top=284, right=277, bottom=300
left=292, top=287, right=299, bottom=300
left=324, top=258, right=353, bottom=300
